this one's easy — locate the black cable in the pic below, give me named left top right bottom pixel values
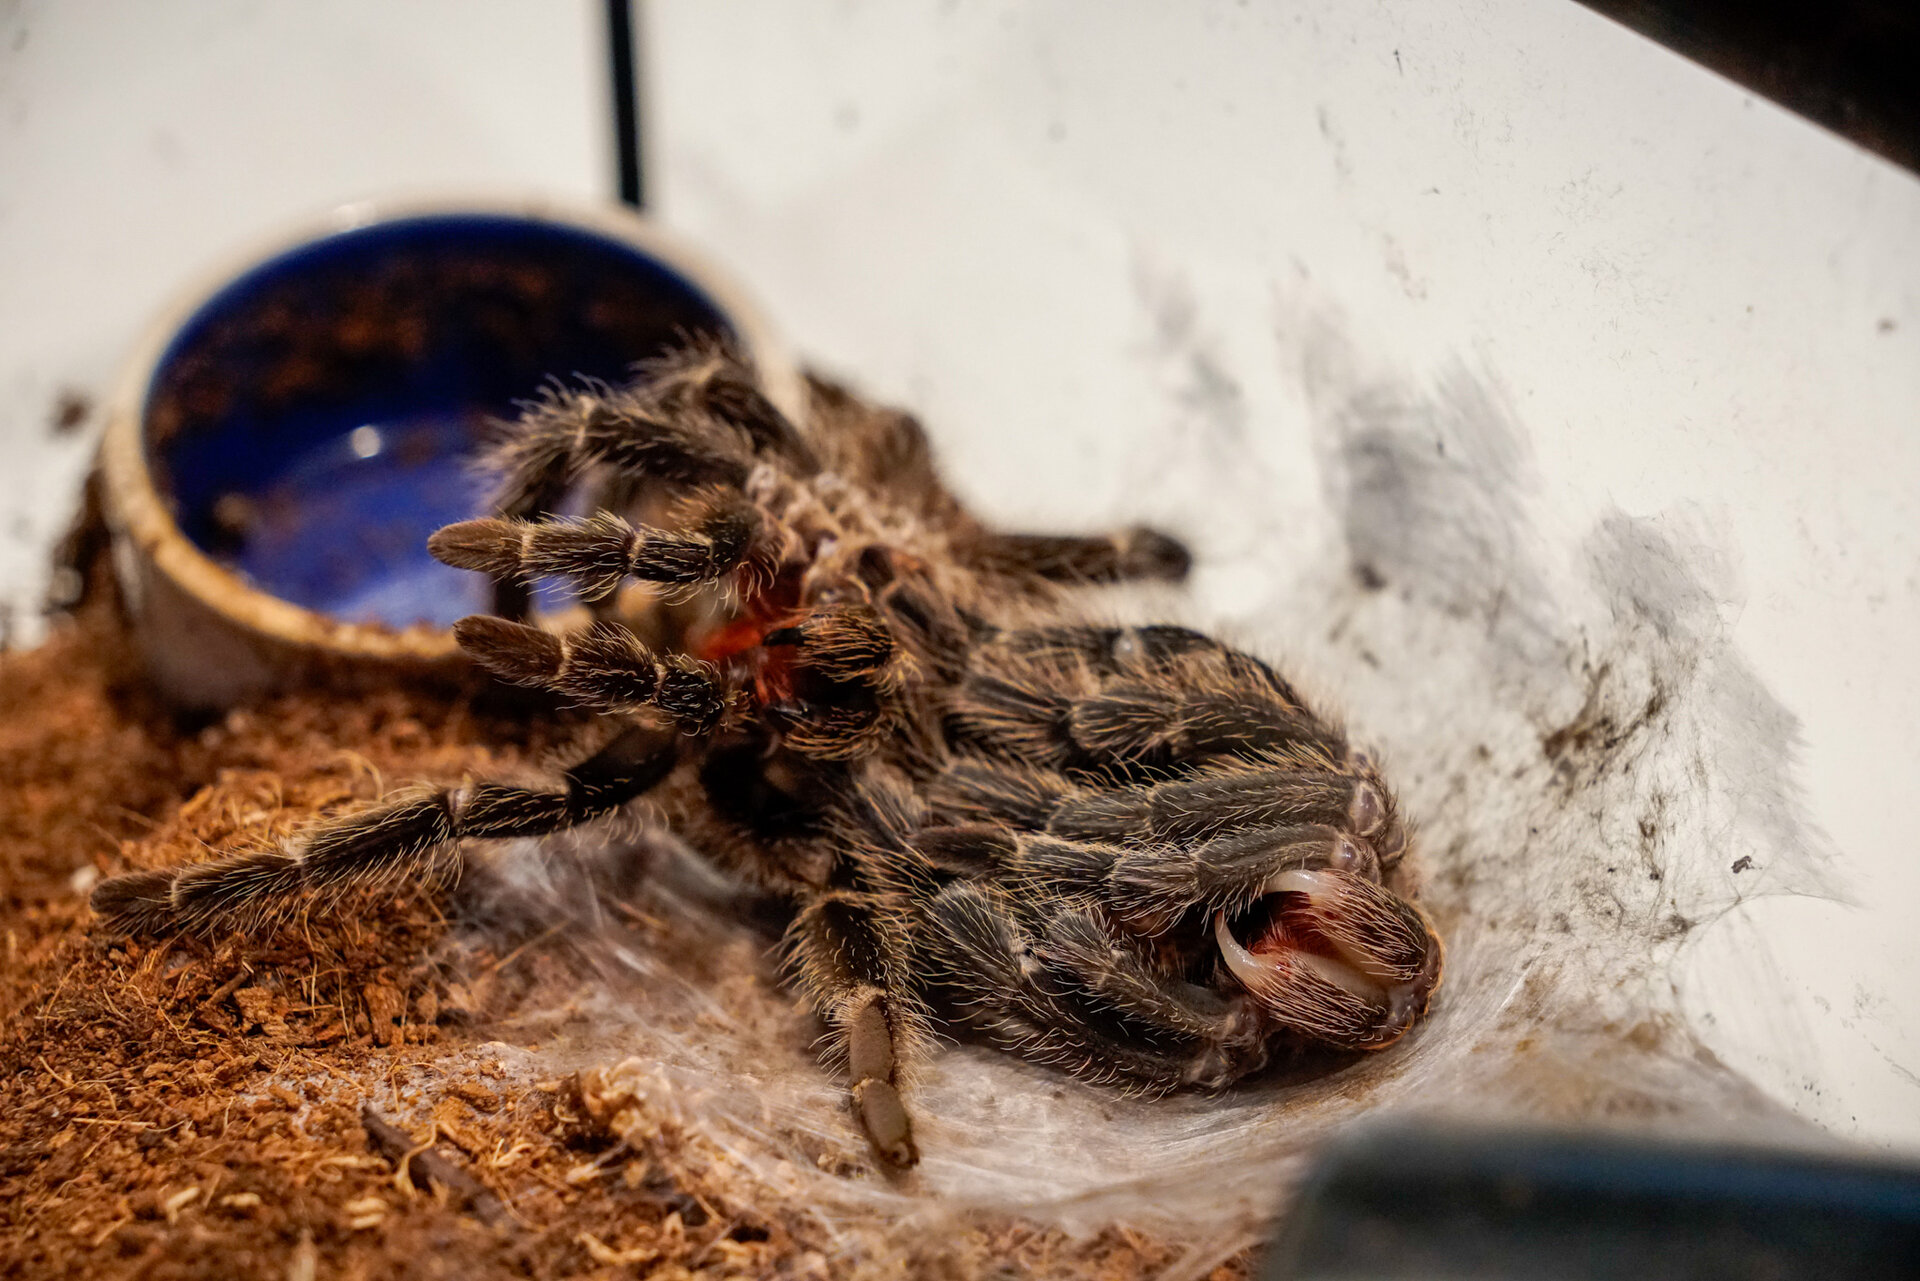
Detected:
left=607, top=0, right=644, bottom=208
left=1577, top=1, right=1920, bottom=175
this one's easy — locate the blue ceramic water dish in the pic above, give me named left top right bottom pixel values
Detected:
left=102, top=198, right=801, bottom=708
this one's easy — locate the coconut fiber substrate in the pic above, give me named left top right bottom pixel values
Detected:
left=0, top=593, right=1246, bottom=1281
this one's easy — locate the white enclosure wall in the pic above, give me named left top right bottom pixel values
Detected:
left=646, top=0, right=1920, bottom=1149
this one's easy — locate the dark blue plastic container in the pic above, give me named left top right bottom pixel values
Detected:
left=144, top=211, right=747, bottom=629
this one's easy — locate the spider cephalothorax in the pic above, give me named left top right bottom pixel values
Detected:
left=92, top=345, right=1442, bottom=1169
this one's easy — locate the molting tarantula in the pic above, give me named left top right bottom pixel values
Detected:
left=92, top=347, right=1442, bottom=1169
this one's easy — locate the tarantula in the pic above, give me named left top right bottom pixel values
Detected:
left=92, top=346, right=1442, bottom=1169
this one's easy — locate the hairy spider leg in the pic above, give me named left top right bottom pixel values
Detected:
left=91, top=724, right=681, bottom=935
left=950, top=658, right=1343, bottom=771
left=782, top=889, right=926, bottom=1168
left=918, top=880, right=1215, bottom=1091
left=1029, top=900, right=1270, bottom=1089
left=430, top=488, right=761, bottom=603
left=924, top=758, right=1077, bottom=829
left=484, top=397, right=749, bottom=619
left=449, top=600, right=911, bottom=765
left=805, top=378, right=1193, bottom=593
left=994, top=624, right=1304, bottom=701
left=480, top=345, right=806, bottom=618
left=802, top=381, right=971, bottom=529
left=1050, top=764, right=1380, bottom=837
left=957, top=527, right=1193, bottom=585
left=1101, top=825, right=1378, bottom=928
left=911, top=816, right=1372, bottom=936
left=640, top=343, right=820, bottom=473
left=451, top=616, right=730, bottom=730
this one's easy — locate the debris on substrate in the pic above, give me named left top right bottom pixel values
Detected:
left=0, top=601, right=1244, bottom=1281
